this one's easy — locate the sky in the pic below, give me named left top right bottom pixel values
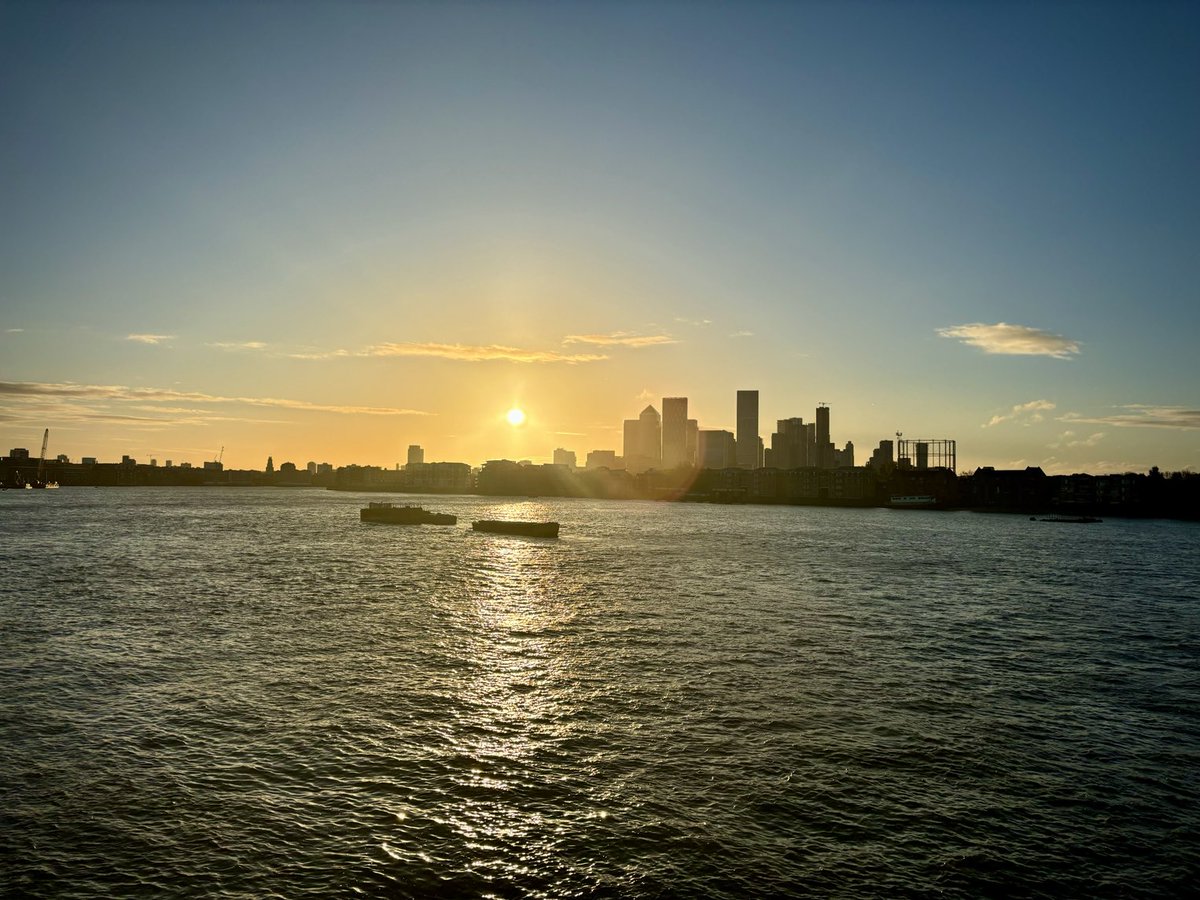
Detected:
left=2, top=0, right=1197, bottom=474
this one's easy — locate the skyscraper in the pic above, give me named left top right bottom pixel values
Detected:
left=698, top=429, right=738, bottom=469
left=770, top=417, right=808, bottom=469
left=407, top=444, right=424, bottom=466
left=736, top=390, right=760, bottom=468
left=638, top=405, right=661, bottom=464
left=661, top=397, right=688, bottom=467
left=815, top=405, right=832, bottom=469
left=623, top=405, right=661, bottom=473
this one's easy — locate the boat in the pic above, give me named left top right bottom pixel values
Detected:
left=1032, top=515, right=1103, bottom=524
left=889, top=495, right=937, bottom=508
left=360, top=502, right=456, bottom=525
left=472, top=519, right=560, bottom=538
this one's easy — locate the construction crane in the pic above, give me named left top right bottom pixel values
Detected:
left=37, top=428, right=49, bottom=483
left=216, top=446, right=224, bottom=465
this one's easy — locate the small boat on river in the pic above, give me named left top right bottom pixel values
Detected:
left=361, top=502, right=456, bottom=525
left=472, top=519, right=560, bottom=538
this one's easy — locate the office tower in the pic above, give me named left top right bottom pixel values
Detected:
left=685, top=418, right=698, bottom=466
left=623, top=419, right=639, bottom=460
left=916, top=442, right=929, bottom=470
left=623, top=405, right=661, bottom=474
left=815, top=404, right=832, bottom=468
left=638, top=405, right=661, bottom=465
left=868, top=439, right=894, bottom=470
left=736, top=390, right=760, bottom=468
left=553, top=448, right=577, bottom=469
left=698, top=429, right=738, bottom=469
left=586, top=449, right=619, bottom=469
left=407, top=444, right=424, bottom=466
left=662, top=397, right=688, bottom=467
left=771, top=417, right=809, bottom=469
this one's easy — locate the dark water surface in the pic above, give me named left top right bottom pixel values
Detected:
left=2, top=488, right=1198, bottom=898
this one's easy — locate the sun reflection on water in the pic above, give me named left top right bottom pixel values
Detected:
left=439, top=522, right=596, bottom=885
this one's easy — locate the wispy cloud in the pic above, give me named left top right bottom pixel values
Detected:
left=729, top=330, right=754, bottom=338
left=0, top=381, right=430, bottom=417
left=286, top=348, right=353, bottom=360
left=984, top=399, right=1056, bottom=427
left=365, top=342, right=607, bottom=364
left=675, top=317, right=712, bottom=327
left=209, top=341, right=267, bottom=351
left=937, top=322, right=1080, bottom=359
left=1060, top=406, right=1200, bottom=430
left=563, top=332, right=677, bottom=348
left=126, top=333, right=175, bottom=345
left=1048, top=430, right=1106, bottom=449
left=5, top=328, right=23, bottom=333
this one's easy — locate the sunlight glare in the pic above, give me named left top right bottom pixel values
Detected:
left=506, top=408, right=526, bottom=426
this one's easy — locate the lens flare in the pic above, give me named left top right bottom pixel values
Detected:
left=506, top=408, right=526, bottom=426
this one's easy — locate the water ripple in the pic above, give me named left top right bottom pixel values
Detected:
left=2, top=490, right=1198, bottom=898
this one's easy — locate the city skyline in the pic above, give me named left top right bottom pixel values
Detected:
left=2, top=3, right=1198, bottom=474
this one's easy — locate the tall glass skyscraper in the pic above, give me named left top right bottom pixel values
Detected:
left=662, top=397, right=688, bottom=467
left=736, top=390, right=760, bottom=468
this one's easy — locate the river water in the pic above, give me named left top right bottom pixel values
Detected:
left=2, top=488, right=1197, bottom=898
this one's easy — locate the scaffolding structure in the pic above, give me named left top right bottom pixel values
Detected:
left=897, top=438, right=956, bottom=472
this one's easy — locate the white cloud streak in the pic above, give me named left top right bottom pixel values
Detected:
left=126, top=333, right=176, bottom=345
left=365, top=342, right=607, bottom=363
left=1060, top=406, right=1200, bottom=430
left=209, top=341, right=268, bottom=351
left=563, top=332, right=677, bottom=348
left=937, top=322, right=1080, bottom=359
left=0, top=381, right=430, bottom=416
left=983, top=399, right=1056, bottom=427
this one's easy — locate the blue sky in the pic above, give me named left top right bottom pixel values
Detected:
left=2, top=1, right=1197, bottom=472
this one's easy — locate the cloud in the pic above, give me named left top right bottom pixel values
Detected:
left=1048, top=431, right=1106, bottom=449
left=1060, top=406, right=1200, bottom=430
left=729, top=330, right=754, bottom=338
left=5, top=328, right=23, bottom=333
left=675, top=317, right=712, bottom=327
left=365, top=342, right=606, bottom=363
left=286, top=348, right=353, bottom=360
left=563, top=332, right=677, bottom=348
left=209, top=341, right=267, bottom=351
left=126, top=333, right=175, bottom=345
left=984, top=399, right=1056, bottom=427
left=0, top=381, right=430, bottom=416
left=937, top=322, right=1080, bottom=359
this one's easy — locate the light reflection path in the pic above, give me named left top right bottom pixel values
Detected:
left=445, top=522, right=601, bottom=890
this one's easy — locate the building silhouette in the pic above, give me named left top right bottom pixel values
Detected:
left=662, top=397, right=688, bottom=467
left=699, top=429, right=738, bottom=469
left=407, top=444, right=424, bottom=467
left=736, top=390, right=761, bottom=469
left=586, top=449, right=620, bottom=470
left=815, top=404, right=832, bottom=468
left=553, top=447, right=577, bottom=469
left=623, top=404, right=662, bottom=473
left=768, top=417, right=810, bottom=469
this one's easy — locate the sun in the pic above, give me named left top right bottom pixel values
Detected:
left=506, top=407, right=526, bottom=426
